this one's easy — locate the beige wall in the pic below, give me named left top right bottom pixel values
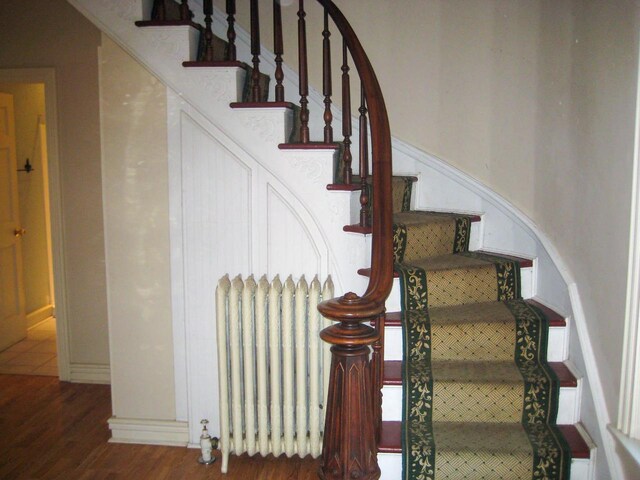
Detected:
left=0, top=83, right=51, bottom=315
left=0, top=0, right=109, bottom=366
left=99, top=35, right=175, bottom=420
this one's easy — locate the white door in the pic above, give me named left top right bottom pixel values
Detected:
left=0, top=92, right=27, bottom=351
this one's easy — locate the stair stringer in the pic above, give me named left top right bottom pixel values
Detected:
left=69, top=0, right=370, bottom=446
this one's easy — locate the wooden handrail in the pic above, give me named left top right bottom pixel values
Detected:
left=315, top=0, right=393, bottom=304
left=315, top=1, right=393, bottom=479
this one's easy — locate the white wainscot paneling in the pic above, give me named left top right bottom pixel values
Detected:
left=265, top=184, right=323, bottom=279
left=175, top=104, right=338, bottom=445
left=181, top=112, right=253, bottom=444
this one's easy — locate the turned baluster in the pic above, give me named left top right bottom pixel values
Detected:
left=298, top=0, right=310, bottom=143
left=359, top=85, right=370, bottom=227
left=322, top=8, right=333, bottom=143
left=152, top=0, right=166, bottom=21
left=341, top=40, right=353, bottom=184
left=273, top=0, right=285, bottom=102
left=250, top=0, right=262, bottom=102
left=202, top=0, right=215, bottom=62
left=179, top=0, right=190, bottom=21
left=226, top=0, right=237, bottom=61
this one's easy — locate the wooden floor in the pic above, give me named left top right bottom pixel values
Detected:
left=0, top=375, right=320, bottom=479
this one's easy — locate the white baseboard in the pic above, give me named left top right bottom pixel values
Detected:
left=108, top=417, right=189, bottom=446
left=27, top=305, right=54, bottom=329
left=69, top=363, right=111, bottom=384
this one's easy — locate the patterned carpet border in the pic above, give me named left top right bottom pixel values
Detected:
left=398, top=262, right=571, bottom=479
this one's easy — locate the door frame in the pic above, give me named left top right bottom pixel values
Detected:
left=0, top=68, right=70, bottom=380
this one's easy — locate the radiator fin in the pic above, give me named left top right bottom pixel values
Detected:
left=216, top=274, right=334, bottom=473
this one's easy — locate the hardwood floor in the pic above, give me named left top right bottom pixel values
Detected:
left=0, top=375, right=320, bottom=479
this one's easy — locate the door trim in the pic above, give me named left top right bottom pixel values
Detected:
left=0, top=68, right=70, bottom=380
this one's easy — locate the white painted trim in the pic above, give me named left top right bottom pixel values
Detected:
left=618, top=33, right=640, bottom=443
left=167, top=88, right=188, bottom=424
left=108, top=417, right=189, bottom=446
left=609, top=425, right=640, bottom=470
left=569, top=286, right=625, bottom=479
left=26, top=305, right=54, bottom=329
left=0, top=68, right=70, bottom=381
left=69, top=363, right=111, bottom=384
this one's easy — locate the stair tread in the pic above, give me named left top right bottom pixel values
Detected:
left=359, top=251, right=533, bottom=278
left=278, top=142, right=341, bottom=150
left=135, top=20, right=200, bottom=28
left=377, top=299, right=566, bottom=328
left=403, top=251, right=530, bottom=272
left=327, top=183, right=363, bottom=191
left=383, top=360, right=577, bottom=387
left=343, top=211, right=482, bottom=235
left=229, top=101, right=295, bottom=109
left=183, top=60, right=244, bottom=68
left=394, top=210, right=482, bottom=225
left=379, top=421, right=590, bottom=458
left=343, top=224, right=372, bottom=234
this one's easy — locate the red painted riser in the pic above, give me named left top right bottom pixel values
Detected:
left=378, top=421, right=590, bottom=459
left=382, top=360, right=577, bottom=388
left=377, top=300, right=567, bottom=329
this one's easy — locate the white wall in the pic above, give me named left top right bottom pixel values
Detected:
left=0, top=0, right=109, bottom=367
left=99, top=34, right=176, bottom=421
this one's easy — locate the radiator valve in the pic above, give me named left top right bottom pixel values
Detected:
left=198, top=419, right=216, bottom=465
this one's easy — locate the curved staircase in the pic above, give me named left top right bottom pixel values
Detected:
left=357, top=179, right=592, bottom=478
left=68, top=0, right=594, bottom=478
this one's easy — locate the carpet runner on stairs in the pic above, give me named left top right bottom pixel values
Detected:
left=392, top=179, right=571, bottom=479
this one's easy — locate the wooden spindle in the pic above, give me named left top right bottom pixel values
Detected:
left=226, top=0, right=237, bottom=61
left=298, top=0, right=310, bottom=143
left=322, top=8, right=333, bottom=143
left=273, top=0, right=285, bottom=102
left=359, top=84, right=370, bottom=227
left=179, top=0, right=190, bottom=21
left=202, top=0, right=214, bottom=62
left=152, top=0, right=166, bottom=21
left=341, top=40, right=352, bottom=184
left=250, top=0, right=262, bottom=102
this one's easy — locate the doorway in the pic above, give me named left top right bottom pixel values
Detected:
left=0, top=69, right=69, bottom=380
left=0, top=84, right=57, bottom=376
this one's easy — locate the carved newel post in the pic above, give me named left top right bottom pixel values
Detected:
left=319, top=292, right=381, bottom=480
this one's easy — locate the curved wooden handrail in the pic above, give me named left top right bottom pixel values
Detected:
left=316, top=0, right=393, bottom=314
left=314, top=1, right=393, bottom=479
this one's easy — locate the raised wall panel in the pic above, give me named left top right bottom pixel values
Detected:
left=266, top=184, right=321, bottom=279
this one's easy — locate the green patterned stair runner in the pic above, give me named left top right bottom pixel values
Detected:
left=393, top=186, right=571, bottom=479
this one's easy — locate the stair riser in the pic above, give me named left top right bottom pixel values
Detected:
left=382, top=319, right=567, bottom=362
left=378, top=453, right=592, bottom=480
left=385, top=265, right=534, bottom=312
left=231, top=106, right=295, bottom=144
left=381, top=383, right=581, bottom=425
